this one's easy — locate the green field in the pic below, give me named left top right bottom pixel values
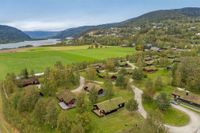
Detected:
left=0, top=46, right=134, bottom=79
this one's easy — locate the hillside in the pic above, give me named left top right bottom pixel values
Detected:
left=0, top=25, right=31, bottom=44
left=57, top=7, right=200, bottom=40
left=25, top=31, right=59, bottom=39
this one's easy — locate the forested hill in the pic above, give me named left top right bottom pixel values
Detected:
left=0, top=25, right=31, bottom=44
left=25, top=31, right=59, bottom=39
left=56, top=7, right=200, bottom=39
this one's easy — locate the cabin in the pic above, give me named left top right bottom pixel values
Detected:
left=144, top=60, right=154, bottom=66
left=97, top=72, right=106, bottom=79
left=17, top=77, right=40, bottom=87
left=172, top=90, right=200, bottom=108
left=93, top=97, right=125, bottom=117
left=57, top=90, right=76, bottom=110
left=91, top=63, right=105, bottom=70
left=110, top=75, right=117, bottom=81
left=143, top=66, right=158, bottom=73
left=144, top=56, right=153, bottom=61
left=167, top=55, right=176, bottom=59
left=118, top=60, right=129, bottom=67
left=83, top=83, right=104, bottom=96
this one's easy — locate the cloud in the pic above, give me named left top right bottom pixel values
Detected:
left=3, top=21, right=82, bottom=31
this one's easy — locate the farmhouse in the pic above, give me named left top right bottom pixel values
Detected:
left=172, top=90, right=200, bottom=108
left=84, top=83, right=104, bottom=96
left=17, top=77, right=40, bottom=87
left=91, top=63, right=105, bottom=70
left=93, top=97, right=125, bottom=117
left=57, top=89, right=76, bottom=110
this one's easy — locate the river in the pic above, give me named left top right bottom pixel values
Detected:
left=0, top=39, right=61, bottom=50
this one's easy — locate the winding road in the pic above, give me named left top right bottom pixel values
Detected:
left=132, top=85, right=200, bottom=133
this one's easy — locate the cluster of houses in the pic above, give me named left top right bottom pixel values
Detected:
left=56, top=82, right=126, bottom=117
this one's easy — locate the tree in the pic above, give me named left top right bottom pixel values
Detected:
left=86, top=67, right=96, bottom=80
left=88, top=87, right=98, bottom=105
left=126, top=98, right=138, bottom=112
left=75, top=112, right=91, bottom=132
left=33, top=98, right=48, bottom=123
left=71, top=123, right=85, bottom=133
left=17, top=87, right=40, bottom=112
left=76, top=93, right=87, bottom=113
left=154, top=76, right=163, bottom=91
left=132, top=68, right=145, bottom=81
left=45, top=99, right=59, bottom=128
left=105, top=59, right=115, bottom=71
left=20, top=68, right=29, bottom=79
left=155, top=93, right=170, bottom=111
left=57, top=112, right=72, bottom=133
left=3, top=73, right=17, bottom=95
left=104, top=79, right=114, bottom=100
left=116, top=75, right=129, bottom=88
left=143, top=80, right=155, bottom=100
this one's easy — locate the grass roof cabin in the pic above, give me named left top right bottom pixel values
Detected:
left=144, top=56, right=153, bottom=61
left=118, top=60, right=129, bottom=67
left=93, top=97, right=125, bottom=117
left=17, top=77, right=40, bottom=88
left=83, top=83, right=104, bottom=96
left=57, top=89, right=76, bottom=110
left=167, top=55, right=176, bottom=59
left=143, top=66, right=158, bottom=73
left=91, top=63, right=105, bottom=70
left=172, top=90, right=200, bottom=108
left=144, top=60, right=154, bottom=66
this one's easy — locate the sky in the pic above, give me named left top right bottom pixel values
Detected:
left=0, top=0, right=200, bottom=31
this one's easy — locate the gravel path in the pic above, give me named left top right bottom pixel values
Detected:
left=71, top=76, right=85, bottom=93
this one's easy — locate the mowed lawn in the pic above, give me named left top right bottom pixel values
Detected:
left=0, top=46, right=134, bottom=79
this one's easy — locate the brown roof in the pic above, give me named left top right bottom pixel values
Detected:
left=57, top=89, right=76, bottom=103
left=172, top=90, right=200, bottom=105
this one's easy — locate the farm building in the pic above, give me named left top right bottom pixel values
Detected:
left=143, top=66, right=158, bottom=73
left=57, top=89, right=76, bottom=110
left=84, top=83, right=104, bottom=96
left=144, top=56, right=153, bottom=61
left=172, top=90, right=200, bottom=108
left=93, top=97, right=125, bottom=117
left=17, top=77, right=40, bottom=87
left=110, top=75, right=117, bottom=81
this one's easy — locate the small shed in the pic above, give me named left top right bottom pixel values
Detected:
left=57, top=89, right=76, bottom=109
left=93, top=97, right=125, bottom=117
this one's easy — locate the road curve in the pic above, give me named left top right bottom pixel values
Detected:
left=132, top=85, right=200, bottom=133
left=71, top=76, right=85, bottom=93
left=165, top=104, right=200, bottom=133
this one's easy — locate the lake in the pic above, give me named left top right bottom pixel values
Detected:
left=0, top=39, right=61, bottom=50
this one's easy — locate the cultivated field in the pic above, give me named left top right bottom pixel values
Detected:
left=0, top=46, right=134, bottom=79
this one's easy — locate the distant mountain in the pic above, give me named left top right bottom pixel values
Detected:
left=56, top=7, right=200, bottom=39
left=123, top=7, right=200, bottom=25
left=56, top=24, right=118, bottom=39
left=25, top=31, right=59, bottom=39
left=0, top=25, right=31, bottom=44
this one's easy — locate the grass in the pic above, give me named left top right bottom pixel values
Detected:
left=143, top=99, right=190, bottom=126
left=0, top=46, right=134, bottom=79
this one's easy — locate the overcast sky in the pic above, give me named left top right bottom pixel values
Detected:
left=0, top=0, right=200, bottom=31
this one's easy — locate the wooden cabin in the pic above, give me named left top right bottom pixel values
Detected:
left=110, top=75, right=117, bottom=81
left=83, top=83, right=104, bottom=96
left=17, top=77, right=40, bottom=87
left=57, top=90, right=76, bottom=109
left=144, top=60, right=154, bottom=66
left=91, top=63, right=105, bottom=70
left=118, top=60, right=129, bottom=67
left=143, top=66, right=158, bottom=73
left=144, top=56, right=153, bottom=61
left=172, top=90, right=200, bottom=108
left=93, top=97, right=125, bottom=117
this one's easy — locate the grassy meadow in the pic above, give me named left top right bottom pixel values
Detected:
left=0, top=46, right=134, bottom=79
